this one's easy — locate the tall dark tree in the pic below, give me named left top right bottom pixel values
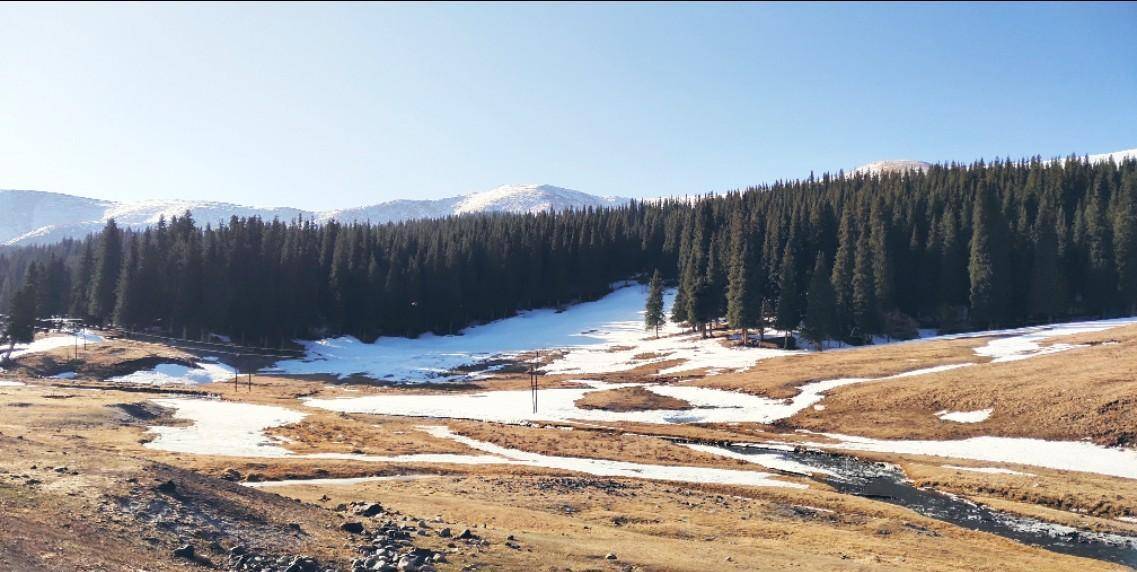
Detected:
left=802, top=252, right=837, bottom=350
left=774, top=241, right=801, bottom=347
left=88, top=219, right=123, bottom=323
left=644, top=269, right=665, bottom=338
left=969, top=184, right=1009, bottom=328
left=3, top=267, right=38, bottom=361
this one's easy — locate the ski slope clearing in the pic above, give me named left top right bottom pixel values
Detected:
left=269, top=285, right=797, bottom=382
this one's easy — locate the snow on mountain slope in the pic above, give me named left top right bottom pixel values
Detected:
left=1, top=184, right=630, bottom=246
left=852, top=159, right=932, bottom=176
left=320, top=184, right=629, bottom=224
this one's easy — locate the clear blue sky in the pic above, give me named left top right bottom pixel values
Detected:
left=1, top=2, right=1134, bottom=210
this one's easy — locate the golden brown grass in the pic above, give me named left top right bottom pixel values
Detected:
left=689, top=336, right=990, bottom=398
left=789, top=324, right=1137, bottom=447
left=574, top=385, right=691, bottom=412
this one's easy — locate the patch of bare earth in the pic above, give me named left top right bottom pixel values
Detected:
left=574, top=385, right=691, bottom=412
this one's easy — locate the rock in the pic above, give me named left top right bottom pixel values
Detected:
left=155, top=480, right=178, bottom=495
left=606, top=552, right=618, bottom=560
left=438, top=528, right=451, bottom=538
left=221, top=467, right=242, bottom=481
left=341, top=521, right=366, bottom=534
left=172, top=544, right=195, bottom=559
left=457, top=529, right=475, bottom=540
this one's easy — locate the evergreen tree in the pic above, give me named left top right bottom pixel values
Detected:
left=969, top=184, right=1009, bottom=328
left=3, top=268, right=38, bottom=361
left=802, top=252, right=837, bottom=350
left=88, top=219, right=123, bottom=323
left=1029, top=201, right=1060, bottom=320
left=726, top=233, right=761, bottom=345
left=774, top=241, right=801, bottom=347
left=830, top=207, right=856, bottom=338
left=644, top=269, right=665, bottom=338
left=851, top=228, right=878, bottom=337
left=1114, top=174, right=1137, bottom=313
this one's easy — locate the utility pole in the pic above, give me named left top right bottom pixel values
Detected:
left=530, top=349, right=539, bottom=414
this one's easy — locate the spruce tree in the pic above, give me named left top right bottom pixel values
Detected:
left=1114, top=174, right=1137, bottom=313
left=774, top=241, right=801, bottom=348
left=969, top=184, right=1009, bottom=328
left=851, top=229, right=878, bottom=337
left=1029, top=201, right=1060, bottom=320
left=802, top=252, right=837, bottom=350
left=3, top=269, right=38, bottom=361
left=830, top=207, right=856, bottom=339
left=644, top=270, right=665, bottom=338
left=88, top=219, right=123, bottom=323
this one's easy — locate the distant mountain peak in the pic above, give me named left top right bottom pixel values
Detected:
left=1, top=184, right=630, bottom=246
left=852, top=159, right=932, bottom=176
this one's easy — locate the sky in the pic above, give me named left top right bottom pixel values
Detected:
left=0, top=2, right=1134, bottom=211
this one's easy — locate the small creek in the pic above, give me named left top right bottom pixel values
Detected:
left=717, top=443, right=1137, bottom=567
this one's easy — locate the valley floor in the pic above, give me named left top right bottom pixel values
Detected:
left=3, top=312, right=1137, bottom=570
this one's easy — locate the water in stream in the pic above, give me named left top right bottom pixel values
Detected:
left=720, top=443, right=1137, bottom=567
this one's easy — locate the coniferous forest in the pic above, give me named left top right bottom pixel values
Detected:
left=2, top=156, right=1135, bottom=348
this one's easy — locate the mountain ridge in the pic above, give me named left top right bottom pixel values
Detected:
left=0, top=184, right=631, bottom=246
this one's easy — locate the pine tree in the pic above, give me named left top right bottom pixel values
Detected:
left=1029, top=201, right=1060, bottom=320
left=969, top=184, right=1009, bottom=328
left=774, top=241, right=801, bottom=348
left=802, top=252, right=837, bottom=350
left=113, top=240, right=141, bottom=328
left=830, top=207, right=856, bottom=339
left=851, top=228, right=878, bottom=337
left=726, top=235, right=761, bottom=345
left=3, top=268, right=38, bottom=361
left=1114, top=173, right=1137, bottom=313
left=88, top=219, right=123, bottom=323
left=644, top=269, right=665, bottom=338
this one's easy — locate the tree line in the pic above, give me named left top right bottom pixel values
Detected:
left=2, top=155, right=1135, bottom=349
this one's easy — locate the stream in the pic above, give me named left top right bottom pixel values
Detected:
left=719, top=443, right=1137, bottom=567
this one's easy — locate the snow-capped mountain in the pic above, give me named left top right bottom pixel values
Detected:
left=320, top=184, right=627, bottom=225
left=0, top=184, right=630, bottom=246
left=852, top=160, right=933, bottom=176
left=851, top=148, right=1137, bottom=177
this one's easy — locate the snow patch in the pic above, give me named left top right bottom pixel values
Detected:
left=109, top=362, right=235, bottom=386
left=942, top=465, right=1034, bottom=476
left=271, top=286, right=797, bottom=382
left=684, top=443, right=836, bottom=477
left=801, top=433, right=1137, bottom=480
left=146, top=398, right=307, bottom=457
left=418, top=425, right=805, bottom=488
left=936, top=408, right=993, bottom=423
left=0, top=380, right=26, bottom=387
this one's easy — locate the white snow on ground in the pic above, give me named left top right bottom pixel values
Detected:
left=799, top=433, right=1137, bottom=480
left=684, top=443, right=836, bottom=477
left=268, top=285, right=797, bottom=382
left=0, top=380, right=25, bottom=387
left=109, top=362, right=235, bottom=386
left=936, top=408, right=993, bottom=423
left=304, top=363, right=975, bottom=425
left=942, top=465, right=1033, bottom=476
left=147, top=398, right=307, bottom=457
left=143, top=398, right=803, bottom=487
left=1118, top=516, right=1137, bottom=524
left=4, top=330, right=103, bottom=361
left=51, top=371, right=77, bottom=380
left=418, top=426, right=805, bottom=488
left=956, top=317, right=1137, bottom=362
